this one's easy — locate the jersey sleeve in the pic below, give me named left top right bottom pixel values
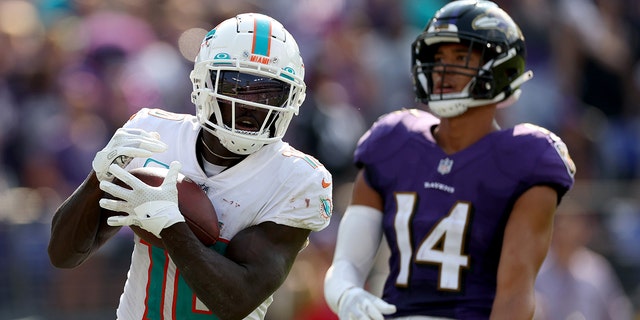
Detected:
left=506, top=123, right=576, bottom=200
left=355, top=109, right=436, bottom=168
left=122, top=108, right=151, bottom=129
left=123, top=108, right=188, bottom=130
left=119, top=108, right=192, bottom=170
left=259, top=153, right=333, bottom=232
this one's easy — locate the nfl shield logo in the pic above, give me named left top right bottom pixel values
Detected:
left=437, top=158, right=454, bottom=175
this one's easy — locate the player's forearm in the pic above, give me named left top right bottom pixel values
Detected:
left=490, top=290, right=535, bottom=320
left=48, top=172, right=115, bottom=268
left=161, top=224, right=270, bottom=319
left=491, top=262, right=538, bottom=320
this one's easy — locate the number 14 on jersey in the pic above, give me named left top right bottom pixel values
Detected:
left=394, top=193, right=471, bottom=291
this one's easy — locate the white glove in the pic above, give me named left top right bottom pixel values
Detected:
left=92, top=128, right=168, bottom=181
left=338, top=287, right=396, bottom=320
left=99, top=161, right=185, bottom=238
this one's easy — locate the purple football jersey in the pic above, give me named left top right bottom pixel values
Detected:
left=354, top=109, right=575, bottom=319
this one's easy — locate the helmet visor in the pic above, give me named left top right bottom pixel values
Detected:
left=214, top=71, right=291, bottom=107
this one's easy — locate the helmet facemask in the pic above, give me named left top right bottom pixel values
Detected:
left=415, top=38, right=492, bottom=97
left=192, top=60, right=303, bottom=155
left=411, top=1, right=533, bottom=118
left=190, top=13, right=306, bottom=155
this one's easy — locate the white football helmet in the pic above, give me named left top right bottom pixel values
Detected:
left=190, top=13, right=306, bottom=155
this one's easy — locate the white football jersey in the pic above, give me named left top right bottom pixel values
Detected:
left=114, top=108, right=333, bottom=320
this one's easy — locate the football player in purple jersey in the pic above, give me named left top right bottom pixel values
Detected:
left=324, top=1, right=576, bottom=319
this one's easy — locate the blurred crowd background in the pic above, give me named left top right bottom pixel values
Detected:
left=0, top=0, right=639, bottom=319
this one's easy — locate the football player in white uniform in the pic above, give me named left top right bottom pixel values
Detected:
left=48, top=13, right=333, bottom=320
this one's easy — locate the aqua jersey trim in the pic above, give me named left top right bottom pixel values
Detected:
left=252, top=17, right=271, bottom=56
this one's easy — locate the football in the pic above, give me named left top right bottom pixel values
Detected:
left=106, top=166, right=219, bottom=249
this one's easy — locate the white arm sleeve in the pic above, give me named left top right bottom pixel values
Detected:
left=324, top=205, right=385, bottom=313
